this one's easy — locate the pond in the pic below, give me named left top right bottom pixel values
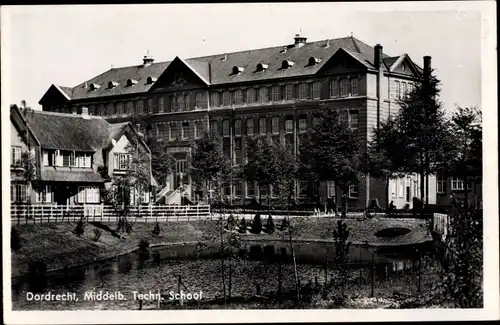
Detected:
left=11, top=240, right=430, bottom=310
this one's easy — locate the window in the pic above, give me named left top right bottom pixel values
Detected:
left=246, top=182, right=255, bottom=197
left=451, top=177, right=465, bottom=190
left=243, top=89, right=253, bottom=104
left=11, top=146, right=21, bottom=166
left=75, top=153, right=91, bottom=168
left=126, top=101, right=134, bottom=115
left=271, top=86, right=281, bottom=101
left=299, top=118, right=307, bottom=133
left=169, top=123, right=177, bottom=141
left=184, top=94, right=191, bottom=110
left=271, top=117, right=279, bottom=135
left=181, top=122, right=189, bottom=140
left=88, top=104, right=96, bottom=115
left=340, top=79, right=350, bottom=97
left=329, top=79, right=339, bottom=98
left=437, top=175, right=447, bottom=193
left=285, top=119, right=293, bottom=134
left=157, top=124, right=165, bottom=141
left=285, top=84, right=294, bottom=101
left=395, top=81, right=401, bottom=99
left=178, top=95, right=185, bottom=111
left=298, top=181, right=308, bottom=197
left=327, top=181, right=336, bottom=197
left=136, top=99, right=144, bottom=114
left=349, top=184, right=359, bottom=198
left=36, top=185, right=52, bottom=203
left=246, top=119, right=254, bottom=136
left=312, top=82, right=321, bottom=99
left=210, top=120, right=218, bottom=136
left=195, top=93, right=202, bottom=108
left=158, top=97, right=165, bottom=113
left=350, top=78, right=359, bottom=95
left=259, top=87, right=269, bottom=102
left=98, top=103, right=106, bottom=116
left=298, top=83, right=308, bottom=100
left=391, top=179, right=397, bottom=197
left=194, top=121, right=203, bottom=139
left=222, top=91, right=230, bottom=106
left=234, top=138, right=242, bottom=166
left=69, top=151, right=76, bottom=167
left=11, top=183, right=28, bottom=203
left=402, top=82, right=408, bottom=99
left=398, top=178, right=404, bottom=198
left=349, top=111, right=359, bottom=130
left=170, top=95, right=178, bottom=111
left=115, top=102, right=123, bottom=115
left=76, top=186, right=100, bottom=204
left=114, top=153, right=130, bottom=170
left=211, top=92, right=221, bottom=107
left=222, top=120, right=230, bottom=137
left=340, top=111, right=349, bottom=127
left=234, top=90, right=243, bottom=105
left=259, top=118, right=267, bottom=135
left=107, top=102, right=115, bottom=116
left=234, top=119, right=242, bottom=137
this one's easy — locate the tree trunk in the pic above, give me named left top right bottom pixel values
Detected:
left=287, top=197, right=300, bottom=302
left=420, top=154, right=425, bottom=217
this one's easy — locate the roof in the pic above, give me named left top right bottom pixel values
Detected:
left=51, top=36, right=406, bottom=102
left=22, top=110, right=122, bottom=152
left=41, top=169, right=105, bottom=183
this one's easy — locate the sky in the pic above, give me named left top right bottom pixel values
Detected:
left=0, top=3, right=488, bottom=112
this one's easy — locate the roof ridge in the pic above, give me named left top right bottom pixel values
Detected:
left=33, top=110, right=106, bottom=120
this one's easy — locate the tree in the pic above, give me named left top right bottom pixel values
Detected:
left=299, top=108, right=362, bottom=212
left=446, top=106, right=482, bottom=207
left=369, top=72, right=454, bottom=209
left=190, top=132, right=231, bottom=206
left=146, top=137, right=176, bottom=189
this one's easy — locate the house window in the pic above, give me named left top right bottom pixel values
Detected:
left=437, top=175, right=447, bottom=193
left=69, top=151, right=76, bottom=167
left=246, top=181, right=255, bottom=197
left=234, top=119, right=242, bottom=137
left=107, top=102, right=115, bottom=116
left=259, top=87, right=269, bottom=102
left=11, top=146, right=22, bottom=166
left=136, top=100, right=144, bottom=114
left=211, top=92, right=221, bottom=107
left=259, top=118, right=267, bottom=135
left=222, top=120, right=230, bottom=137
left=170, top=95, right=178, bottom=111
left=11, top=183, right=28, bottom=203
left=350, top=78, right=359, bottom=96
left=395, top=81, right=401, bottom=99
left=194, top=121, right=203, bottom=139
left=98, top=103, right=106, bottom=116
left=298, top=181, right=308, bottom=197
left=77, top=186, right=100, bottom=204
left=222, top=91, right=230, bottom=106
left=349, top=184, right=359, bottom=198
left=391, top=180, right=397, bottom=197
left=402, top=82, right=408, bottom=98
left=327, top=181, right=336, bottom=197
left=285, top=119, right=293, bottom=134
left=116, top=102, right=124, bottom=115
left=169, top=123, right=177, bottom=141
left=184, top=94, right=191, bottom=110
left=298, top=83, right=308, bottom=100
left=398, top=178, right=404, bottom=198
left=271, top=86, right=281, bottom=101
left=349, top=111, right=359, bottom=130
left=271, top=117, right=279, bottom=135
left=312, top=82, right=321, bottom=99
left=36, top=185, right=52, bottom=203
left=451, top=176, right=465, bottom=190
left=126, top=101, right=134, bottom=115
left=75, top=153, right=91, bottom=168
left=246, top=89, right=256, bottom=104
left=232, top=89, right=243, bottom=105
left=340, top=79, right=350, bottom=97
left=285, top=84, right=294, bottom=101
left=195, top=93, right=202, bottom=108
left=234, top=138, right=242, bottom=166
left=178, top=95, right=185, bottom=111
left=181, top=122, right=189, bottom=140
left=298, top=118, right=307, bottom=133
left=114, top=153, right=130, bottom=170
left=158, top=97, right=165, bottom=113
left=329, top=79, right=339, bottom=98
left=157, top=124, right=165, bottom=141
left=340, top=111, right=349, bottom=127
left=246, top=118, right=254, bottom=136
left=210, top=120, right=218, bottom=136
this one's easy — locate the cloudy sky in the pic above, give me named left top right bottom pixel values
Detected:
left=0, top=2, right=491, bottom=111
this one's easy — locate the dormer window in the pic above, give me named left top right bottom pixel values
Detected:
left=126, top=79, right=138, bottom=87
left=146, top=76, right=157, bottom=84
left=281, top=60, right=295, bottom=70
left=108, top=81, right=119, bottom=89
left=89, top=83, right=101, bottom=91
left=308, top=57, right=321, bottom=66
left=232, top=66, right=244, bottom=75
left=256, top=63, right=269, bottom=72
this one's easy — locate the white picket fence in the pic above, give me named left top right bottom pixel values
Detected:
left=10, top=204, right=211, bottom=224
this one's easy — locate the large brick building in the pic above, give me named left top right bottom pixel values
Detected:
left=39, top=34, right=436, bottom=209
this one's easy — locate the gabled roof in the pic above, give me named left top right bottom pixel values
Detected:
left=38, top=84, right=73, bottom=105
left=104, top=122, right=151, bottom=155
left=384, top=54, right=423, bottom=76
left=10, top=105, right=41, bottom=148
left=49, top=36, right=398, bottom=101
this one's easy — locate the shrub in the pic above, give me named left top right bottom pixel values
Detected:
left=238, top=217, right=247, bottom=233
left=75, top=218, right=85, bottom=237
left=11, top=227, right=22, bottom=250
left=93, top=229, right=102, bottom=242
left=251, top=214, right=263, bottom=234
left=266, top=214, right=275, bottom=234
left=226, top=214, right=236, bottom=231
left=280, top=217, right=289, bottom=231
left=152, top=222, right=161, bottom=236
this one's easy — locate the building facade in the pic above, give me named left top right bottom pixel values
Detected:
left=10, top=105, right=155, bottom=207
left=39, top=34, right=436, bottom=209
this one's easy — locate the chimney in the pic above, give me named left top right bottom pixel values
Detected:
left=143, top=55, right=154, bottom=66
left=294, top=34, right=307, bottom=47
left=423, top=56, right=432, bottom=81
left=374, top=44, right=383, bottom=70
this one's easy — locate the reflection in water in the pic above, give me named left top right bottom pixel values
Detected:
left=12, top=240, right=430, bottom=310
